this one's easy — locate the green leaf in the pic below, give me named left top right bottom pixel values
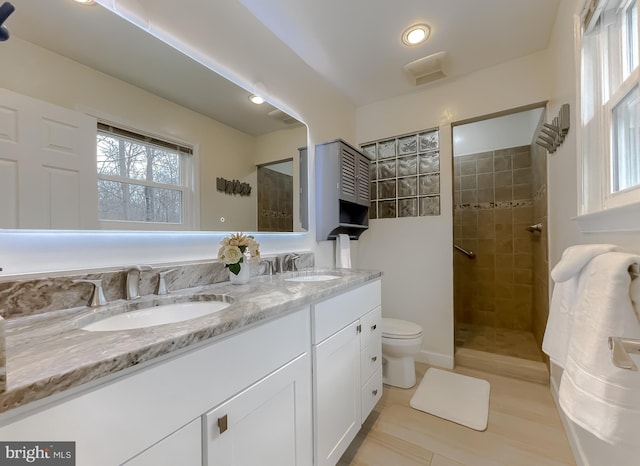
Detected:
left=228, top=263, right=241, bottom=275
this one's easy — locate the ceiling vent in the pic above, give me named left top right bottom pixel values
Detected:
left=268, top=108, right=301, bottom=126
left=402, top=51, right=449, bottom=86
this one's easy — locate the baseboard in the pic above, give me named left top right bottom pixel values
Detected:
left=415, top=349, right=454, bottom=370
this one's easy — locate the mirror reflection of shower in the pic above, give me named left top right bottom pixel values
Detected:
left=451, top=105, right=550, bottom=377
left=257, top=159, right=294, bottom=232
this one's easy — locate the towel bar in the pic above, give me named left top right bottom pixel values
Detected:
left=608, top=336, right=640, bottom=370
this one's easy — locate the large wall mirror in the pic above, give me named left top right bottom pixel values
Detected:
left=0, top=0, right=308, bottom=233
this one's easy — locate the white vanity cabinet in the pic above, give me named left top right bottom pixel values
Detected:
left=0, top=308, right=312, bottom=466
left=312, top=279, right=382, bottom=466
left=203, top=353, right=309, bottom=466
left=123, top=418, right=202, bottom=466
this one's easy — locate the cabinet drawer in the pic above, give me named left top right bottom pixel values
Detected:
left=361, top=368, right=383, bottom=423
left=360, top=343, right=382, bottom=385
left=312, top=280, right=381, bottom=344
left=360, top=306, right=381, bottom=351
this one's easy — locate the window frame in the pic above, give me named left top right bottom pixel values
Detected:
left=96, top=121, right=199, bottom=231
left=577, top=0, right=640, bottom=231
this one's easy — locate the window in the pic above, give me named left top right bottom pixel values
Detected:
left=96, top=123, right=196, bottom=229
left=580, top=0, right=640, bottom=215
left=362, top=129, right=441, bottom=219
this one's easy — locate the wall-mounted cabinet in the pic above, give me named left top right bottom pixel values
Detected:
left=316, top=140, right=372, bottom=240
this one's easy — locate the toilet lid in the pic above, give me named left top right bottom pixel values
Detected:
left=381, top=318, right=422, bottom=339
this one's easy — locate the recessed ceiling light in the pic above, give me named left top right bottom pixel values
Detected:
left=402, top=24, right=430, bottom=46
left=73, top=0, right=96, bottom=4
left=249, top=94, right=265, bottom=105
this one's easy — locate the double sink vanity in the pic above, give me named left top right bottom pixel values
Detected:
left=0, top=264, right=382, bottom=466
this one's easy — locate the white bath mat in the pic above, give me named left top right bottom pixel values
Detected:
left=409, top=367, right=490, bottom=431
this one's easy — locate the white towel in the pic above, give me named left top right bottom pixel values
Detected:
left=558, top=252, right=640, bottom=446
left=551, top=243, right=619, bottom=282
left=335, top=234, right=351, bottom=268
left=543, top=244, right=620, bottom=367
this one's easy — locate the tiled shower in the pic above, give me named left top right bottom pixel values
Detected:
left=453, top=111, right=549, bottom=363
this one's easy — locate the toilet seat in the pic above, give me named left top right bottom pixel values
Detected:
left=382, top=318, right=422, bottom=340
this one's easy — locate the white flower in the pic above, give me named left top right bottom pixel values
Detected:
left=221, top=245, right=243, bottom=265
left=248, top=241, right=260, bottom=258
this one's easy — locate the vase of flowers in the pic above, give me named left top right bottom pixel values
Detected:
left=218, top=232, right=260, bottom=285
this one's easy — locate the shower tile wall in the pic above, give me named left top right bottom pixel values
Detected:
left=257, top=167, right=293, bottom=232
left=453, top=145, right=533, bottom=330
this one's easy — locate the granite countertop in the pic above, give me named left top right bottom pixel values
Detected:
left=0, top=268, right=381, bottom=414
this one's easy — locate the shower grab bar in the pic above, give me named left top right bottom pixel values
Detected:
left=454, top=245, right=476, bottom=259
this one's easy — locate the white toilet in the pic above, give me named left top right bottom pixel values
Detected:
left=381, top=318, right=423, bottom=388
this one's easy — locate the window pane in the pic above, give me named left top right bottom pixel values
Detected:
left=612, top=85, right=640, bottom=192
left=97, top=133, right=181, bottom=185
left=98, top=180, right=183, bottom=223
left=625, top=0, right=638, bottom=77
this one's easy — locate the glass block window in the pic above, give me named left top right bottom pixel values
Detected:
left=362, top=129, right=440, bottom=219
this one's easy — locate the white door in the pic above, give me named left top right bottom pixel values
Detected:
left=204, top=354, right=311, bottom=466
left=0, top=88, right=98, bottom=229
left=313, top=320, right=361, bottom=466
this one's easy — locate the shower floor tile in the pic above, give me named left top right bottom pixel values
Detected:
left=455, top=323, right=543, bottom=362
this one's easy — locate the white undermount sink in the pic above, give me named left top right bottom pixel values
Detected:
left=81, top=300, right=230, bottom=332
left=285, top=274, right=340, bottom=282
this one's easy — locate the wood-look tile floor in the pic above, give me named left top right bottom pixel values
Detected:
left=339, top=363, right=576, bottom=466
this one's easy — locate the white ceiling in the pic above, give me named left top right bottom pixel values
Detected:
left=4, top=0, right=561, bottom=127
left=238, top=0, right=562, bottom=106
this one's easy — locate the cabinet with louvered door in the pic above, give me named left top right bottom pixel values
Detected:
left=339, top=142, right=370, bottom=206
left=315, top=139, right=372, bottom=241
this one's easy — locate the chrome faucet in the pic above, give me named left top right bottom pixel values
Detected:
left=156, top=268, right=178, bottom=295
left=126, top=265, right=152, bottom=300
left=283, top=253, right=300, bottom=272
left=72, top=279, right=108, bottom=307
left=260, top=259, right=276, bottom=276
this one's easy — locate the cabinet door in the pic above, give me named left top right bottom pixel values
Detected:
left=339, top=144, right=359, bottom=204
left=313, top=321, right=361, bottom=466
left=204, top=354, right=311, bottom=466
left=123, top=418, right=201, bottom=466
left=356, top=152, right=371, bottom=206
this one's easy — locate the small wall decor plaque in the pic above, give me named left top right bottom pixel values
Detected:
left=216, top=177, right=252, bottom=196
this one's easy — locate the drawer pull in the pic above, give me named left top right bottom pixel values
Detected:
left=371, top=324, right=377, bottom=331
left=372, top=389, right=378, bottom=396
left=218, top=414, right=228, bottom=434
left=371, top=356, right=377, bottom=362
